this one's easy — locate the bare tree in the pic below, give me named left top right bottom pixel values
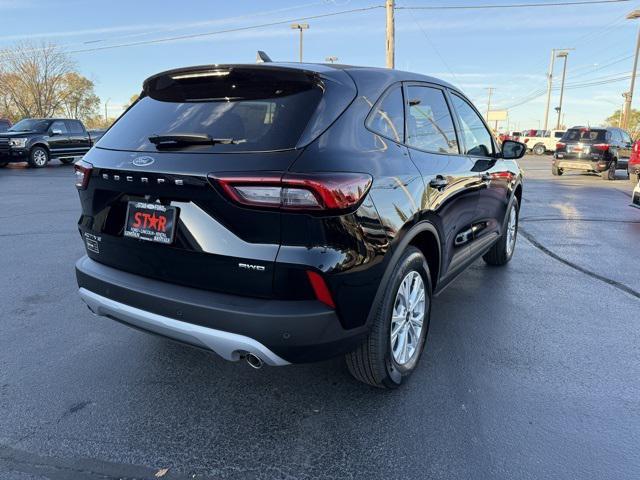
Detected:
left=0, top=42, right=75, bottom=118
left=58, top=72, right=100, bottom=120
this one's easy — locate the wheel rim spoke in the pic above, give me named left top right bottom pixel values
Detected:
left=390, top=271, right=427, bottom=366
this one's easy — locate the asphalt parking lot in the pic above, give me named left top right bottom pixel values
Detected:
left=1, top=155, right=639, bottom=480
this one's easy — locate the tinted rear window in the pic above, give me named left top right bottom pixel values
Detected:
left=98, top=71, right=323, bottom=153
left=562, top=129, right=606, bottom=143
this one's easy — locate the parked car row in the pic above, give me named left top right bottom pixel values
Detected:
left=0, top=118, right=104, bottom=168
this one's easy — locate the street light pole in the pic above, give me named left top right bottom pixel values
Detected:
left=623, top=9, right=640, bottom=130
left=386, top=0, right=395, bottom=69
left=290, top=23, right=309, bottom=62
left=485, top=87, right=494, bottom=121
left=556, top=51, right=569, bottom=130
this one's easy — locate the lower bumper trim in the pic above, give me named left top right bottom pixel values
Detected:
left=79, top=287, right=290, bottom=366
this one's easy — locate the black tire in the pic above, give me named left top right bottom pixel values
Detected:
left=601, top=161, right=616, bottom=181
left=533, top=144, right=546, bottom=155
left=346, top=246, right=432, bottom=389
left=0, top=162, right=8, bottom=168
left=483, top=197, right=519, bottom=266
left=59, top=157, right=75, bottom=165
left=552, top=165, right=563, bottom=176
left=28, top=146, right=49, bottom=168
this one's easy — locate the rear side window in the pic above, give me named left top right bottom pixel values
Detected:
left=621, top=130, right=632, bottom=144
left=66, top=120, right=84, bottom=134
left=554, top=131, right=564, bottom=138
left=405, top=85, right=458, bottom=154
left=451, top=94, right=494, bottom=157
left=562, top=129, right=606, bottom=143
left=366, top=86, right=404, bottom=143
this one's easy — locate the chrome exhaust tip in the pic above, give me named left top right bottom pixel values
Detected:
left=245, top=353, right=263, bottom=369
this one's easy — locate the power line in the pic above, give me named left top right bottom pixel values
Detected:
left=396, top=0, right=630, bottom=10
left=64, top=5, right=385, bottom=54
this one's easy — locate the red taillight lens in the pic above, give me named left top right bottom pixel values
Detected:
left=524, top=138, right=529, bottom=143
left=211, top=172, right=373, bottom=212
left=593, top=144, right=609, bottom=152
left=74, top=160, right=92, bottom=190
left=306, top=270, right=335, bottom=308
left=556, top=142, right=565, bottom=150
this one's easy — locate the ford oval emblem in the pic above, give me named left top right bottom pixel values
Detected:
left=132, top=156, right=155, bottom=167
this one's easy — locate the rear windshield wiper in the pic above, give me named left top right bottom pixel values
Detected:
left=148, top=133, right=245, bottom=148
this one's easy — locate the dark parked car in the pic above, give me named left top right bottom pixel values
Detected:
left=553, top=126, right=633, bottom=180
left=74, top=63, right=524, bottom=388
left=0, top=118, right=104, bottom=168
left=0, top=118, right=11, bottom=133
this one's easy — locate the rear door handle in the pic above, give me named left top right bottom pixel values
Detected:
left=429, top=176, right=448, bottom=190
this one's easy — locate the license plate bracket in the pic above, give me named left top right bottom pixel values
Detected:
left=123, top=201, right=177, bottom=244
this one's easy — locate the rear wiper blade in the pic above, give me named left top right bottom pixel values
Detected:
left=148, top=133, right=245, bottom=147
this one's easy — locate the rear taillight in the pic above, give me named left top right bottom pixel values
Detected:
left=556, top=142, right=565, bottom=150
left=74, top=160, right=92, bottom=190
left=210, top=172, right=373, bottom=212
left=593, top=144, right=609, bottom=152
left=524, top=138, right=529, bottom=143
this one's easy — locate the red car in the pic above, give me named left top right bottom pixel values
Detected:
left=629, top=139, right=640, bottom=184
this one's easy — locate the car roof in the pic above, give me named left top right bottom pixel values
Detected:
left=144, top=62, right=460, bottom=94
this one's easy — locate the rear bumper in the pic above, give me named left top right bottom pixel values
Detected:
left=76, top=256, right=366, bottom=364
left=553, top=156, right=607, bottom=172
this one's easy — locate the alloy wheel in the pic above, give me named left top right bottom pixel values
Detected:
left=506, top=204, right=517, bottom=256
left=390, top=271, right=425, bottom=365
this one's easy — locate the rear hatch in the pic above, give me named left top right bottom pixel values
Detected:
left=556, top=128, right=607, bottom=157
left=77, top=64, right=356, bottom=298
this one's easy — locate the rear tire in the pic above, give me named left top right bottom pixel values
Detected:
left=533, top=144, right=545, bottom=155
left=601, top=161, right=616, bottom=181
left=552, top=165, right=563, bottom=176
left=483, top=197, right=519, bottom=266
left=28, top=146, right=49, bottom=168
left=346, top=246, right=431, bottom=389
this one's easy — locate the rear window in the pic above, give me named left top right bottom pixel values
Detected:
left=562, top=128, right=606, bottom=143
left=98, top=68, right=324, bottom=153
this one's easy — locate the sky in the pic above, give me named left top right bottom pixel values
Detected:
left=0, top=0, right=639, bottom=131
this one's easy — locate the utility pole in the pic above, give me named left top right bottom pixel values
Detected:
left=485, top=87, right=494, bottom=121
left=543, top=49, right=556, bottom=132
left=621, top=94, right=627, bottom=127
left=291, top=23, right=309, bottom=62
left=104, top=98, right=111, bottom=123
left=623, top=9, right=640, bottom=129
left=556, top=51, right=569, bottom=130
left=386, top=0, right=395, bottom=69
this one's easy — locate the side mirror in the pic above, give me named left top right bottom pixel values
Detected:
left=50, top=129, right=62, bottom=136
left=501, top=140, right=526, bottom=160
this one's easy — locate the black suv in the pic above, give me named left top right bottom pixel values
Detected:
left=74, top=63, right=524, bottom=388
left=552, top=126, right=633, bottom=180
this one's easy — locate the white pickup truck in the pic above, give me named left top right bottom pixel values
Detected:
left=522, top=129, right=566, bottom=155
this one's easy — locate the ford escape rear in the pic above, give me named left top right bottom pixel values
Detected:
left=75, top=63, right=524, bottom=388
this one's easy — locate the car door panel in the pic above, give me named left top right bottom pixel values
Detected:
left=448, top=92, right=508, bottom=256
left=48, top=120, right=70, bottom=157
left=402, top=83, right=482, bottom=277
left=65, top=120, right=91, bottom=156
